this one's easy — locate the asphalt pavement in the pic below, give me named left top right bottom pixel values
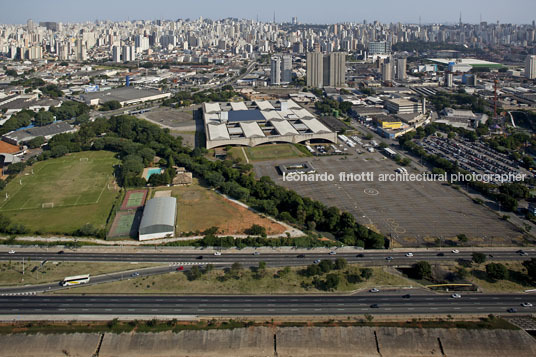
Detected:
left=0, top=293, right=534, bottom=317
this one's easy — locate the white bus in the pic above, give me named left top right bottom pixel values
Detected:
left=60, top=274, right=90, bottom=286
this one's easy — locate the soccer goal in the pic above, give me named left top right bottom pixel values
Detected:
left=41, top=202, right=54, bottom=209
left=80, top=158, right=89, bottom=162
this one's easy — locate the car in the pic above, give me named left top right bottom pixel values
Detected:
left=518, top=250, right=529, bottom=256
left=329, top=251, right=337, bottom=255
left=402, top=294, right=411, bottom=299
left=437, top=252, right=445, bottom=256
left=297, top=254, right=306, bottom=258
left=253, top=251, right=260, bottom=256
left=356, top=253, right=364, bottom=258
left=313, top=259, right=321, bottom=264
left=405, top=253, right=414, bottom=257
left=177, top=266, right=184, bottom=271
left=8, top=250, right=15, bottom=254
left=369, top=288, right=380, bottom=293
left=196, top=255, right=203, bottom=260
left=451, top=293, right=462, bottom=298
left=370, top=304, right=379, bottom=308
left=507, top=308, right=518, bottom=313
left=385, top=256, right=393, bottom=261
left=131, top=272, right=140, bottom=277
left=57, top=250, right=65, bottom=254
left=451, top=250, right=460, bottom=254
left=213, top=251, right=222, bottom=256
left=521, top=302, right=533, bottom=307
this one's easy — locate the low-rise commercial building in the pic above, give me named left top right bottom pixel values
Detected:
left=138, top=197, right=177, bottom=241
left=80, top=87, right=171, bottom=107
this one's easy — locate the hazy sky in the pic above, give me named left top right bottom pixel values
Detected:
left=1, top=0, right=535, bottom=25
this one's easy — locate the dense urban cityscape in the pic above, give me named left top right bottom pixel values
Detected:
left=1, top=0, right=536, bottom=355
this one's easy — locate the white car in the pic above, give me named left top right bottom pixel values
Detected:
left=329, top=251, right=337, bottom=255
left=405, top=253, right=414, bottom=257
left=451, top=250, right=460, bottom=254
left=451, top=293, right=462, bottom=298
left=213, top=251, right=222, bottom=256
left=369, top=288, right=380, bottom=293
left=521, top=302, right=533, bottom=307
left=8, top=250, right=15, bottom=254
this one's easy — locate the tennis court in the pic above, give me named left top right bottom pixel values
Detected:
left=108, top=210, right=142, bottom=238
left=120, top=190, right=147, bottom=210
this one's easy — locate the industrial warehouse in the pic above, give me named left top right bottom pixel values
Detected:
left=138, top=197, right=177, bottom=241
left=202, top=100, right=337, bottom=149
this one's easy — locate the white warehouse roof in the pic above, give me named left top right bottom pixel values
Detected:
left=271, top=120, right=299, bottom=136
left=207, top=123, right=230, bottom=140
left=240, top=122, right=265, bottom=138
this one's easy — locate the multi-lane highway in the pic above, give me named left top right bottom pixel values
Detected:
left=0, top=249, right=532, bottom=266
left=0, top=294, right=534, bottom=317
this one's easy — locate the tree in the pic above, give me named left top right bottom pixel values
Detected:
left=334, top=258, right=348, bottom=270
left=360, top=268, right=373, bottom=280
left=319, top=260, right=333, bottom=273
left=187, top=266, right=202, bottom=281
left=457, top=234, right=468, bottom=244
left=229, top=262, right=243, bottom=278
left=26, top=136, right=45, bottom=149
left=522, top=258, right=536, bottom=282
left=34, top=111, right=54, bottom=126
left=472, top=252, right=486, bottom=264
left=256, top=261, right=267, bottom=279
left=100, top=100, right=121, bottom=111
left=486, top=263, right=509, bottom=281
left=244, top=224, right=267, bottom=237
left=324, top=273, right=340, bottom=290
left=50, top=144, right=68, bottom=158
left=6, top=162, right=26, bottom=175
left=411, top=261, right=432, bottom=280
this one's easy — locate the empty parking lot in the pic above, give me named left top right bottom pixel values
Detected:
left=254, top=151, right=521, bottom=245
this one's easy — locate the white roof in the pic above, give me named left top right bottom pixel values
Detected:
left=284, top=99, right=301, bottom=109
left=271, top=120, right=299, bottom=136
left=255, top=100, right=275, bottom=111
left=204, top=102, right=221, bottom=113
left=204, top=113, right=220, bottom=123
left=301, top=118, right=332, bottom=134
left=261, top=110, right=283, bottom=120
left=207, top=123, right=230, bottom=140
left=291, top=108, right=314, bottom=119
left=278, top=110, right=299, bottom=120
left=240, top=122, right=265, bottom=138
left=230, top=102, right=248, bottom=111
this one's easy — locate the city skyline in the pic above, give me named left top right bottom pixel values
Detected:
left=1, top=0, right=536, bottom=25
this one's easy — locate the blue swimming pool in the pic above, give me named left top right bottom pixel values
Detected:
left=145, top=168, right=163, bottom=180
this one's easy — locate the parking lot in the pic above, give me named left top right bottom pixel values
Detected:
left=420, top=136, right=528, bottom=183
left=254, top=148, right=521, bottom=246
left=137, top=106, right=197, bottom=131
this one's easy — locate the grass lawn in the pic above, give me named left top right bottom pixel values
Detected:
left=0, top=261, right=160, bottom=286
left=244, top=144, right=311, bottom=162
left=54, top=266, right=415, bottom=295
left=153, top=179, right=286, bottom=235
left=0, top=151, right=120, bottom=234
left=466, top=261, right=534, bottom=293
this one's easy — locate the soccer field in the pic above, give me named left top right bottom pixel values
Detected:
left=0, top=151, right=120, bottom=233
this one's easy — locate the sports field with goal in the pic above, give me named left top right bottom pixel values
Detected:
left=0, top=151, right=120, bottom=233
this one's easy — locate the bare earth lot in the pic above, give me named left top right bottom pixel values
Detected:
left=254, top=152, right=521, bottom=245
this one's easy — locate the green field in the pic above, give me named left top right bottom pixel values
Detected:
left=0, top=151, right=120, bottom=233
left=241, top=144, right=310, bottom=162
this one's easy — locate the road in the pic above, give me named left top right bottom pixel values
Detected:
left=0, top=294, right=534, bottom=317
left=0, top=249, right=531, bottom=266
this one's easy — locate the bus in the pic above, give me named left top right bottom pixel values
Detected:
left=60, top=274, right=90, bottom=286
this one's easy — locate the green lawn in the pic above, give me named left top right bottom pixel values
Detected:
left=0, top=151, right=120, bottom=234
left=55, top=266, right=414, bottom=295
left=0, top=261, right=160, bottom=286
left=244, top=144, right=310, bottom=162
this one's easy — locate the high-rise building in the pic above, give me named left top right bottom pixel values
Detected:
left=445, top=72, right=454, bottom=87
left=381, top=57, right=392, bottom=82
left=396, top=58, right=407, bottom=80
left=525, top=55, right=536, bottom=79
left=270, top=56, right=281, bottom=85
left=281, top=55, right=292, bottom=83
left=307, top=52, right=346, bottom=88
left=135, top=35, right=150, bottom=51
left=368, top=41, right=391, bottom=55
left=306, top=52, right=323, bottom=87
left=112, top=46, right=121, bottom=63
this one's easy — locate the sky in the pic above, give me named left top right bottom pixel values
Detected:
left=1, top=0, right=535, bottom=25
